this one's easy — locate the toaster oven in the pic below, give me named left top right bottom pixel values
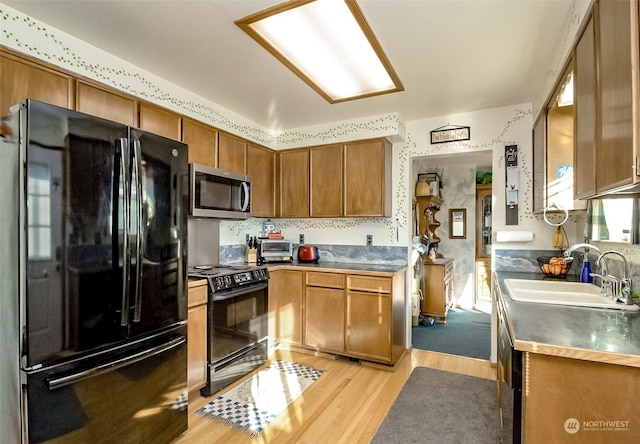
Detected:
left=257, top=239, right=293, bottom=264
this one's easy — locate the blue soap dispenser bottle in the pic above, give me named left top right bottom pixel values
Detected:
left=580, top=252, right=592, bottom=283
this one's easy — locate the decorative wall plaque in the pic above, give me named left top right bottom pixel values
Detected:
left=430, top=125, right=470, bottom=144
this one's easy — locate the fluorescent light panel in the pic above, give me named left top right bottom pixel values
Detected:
left=236, top=0, right=403, bottom=103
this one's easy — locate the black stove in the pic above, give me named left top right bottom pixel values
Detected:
left=188, top=264, right=269, bottom=293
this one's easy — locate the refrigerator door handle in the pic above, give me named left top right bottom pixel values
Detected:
left=45, top=336, right=185, bottom=390
left=116, top=138, right=131, bottom=327
left=131, top=140, right=144, bottom=323
left=240, top=181, right=250, bottom=212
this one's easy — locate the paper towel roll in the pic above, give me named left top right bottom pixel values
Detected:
left=496, top=230, right=534, bottom=242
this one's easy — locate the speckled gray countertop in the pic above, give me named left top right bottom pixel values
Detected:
left=267, top=261, right=407, bottom=275
left=496, top=272, right=640, bottom=368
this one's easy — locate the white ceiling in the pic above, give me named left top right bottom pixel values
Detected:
left=4, top=0, right=578, bottom=131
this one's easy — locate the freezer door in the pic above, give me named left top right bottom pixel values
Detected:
left=23, top=327, right=187, bottom=443
left=127, top=129, right=189, bottom=339
left=23, top=100, right=130, bottom=368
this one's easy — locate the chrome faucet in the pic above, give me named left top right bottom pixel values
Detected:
left=596, top=251, right=633, bottom=305
left=563, top=243, right=601, bottom=258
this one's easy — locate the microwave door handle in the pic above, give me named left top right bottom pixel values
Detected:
left=116, top=138, right=131, bottom=327
left=240, top=181, right=250, bottom=212
left=131, top=140, right=144, bottom=322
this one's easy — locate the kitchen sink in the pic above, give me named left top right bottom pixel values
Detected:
left=503, top=279, right=639, bottom=311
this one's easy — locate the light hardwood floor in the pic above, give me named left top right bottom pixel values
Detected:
left=175, top=348, right=495, bottom=444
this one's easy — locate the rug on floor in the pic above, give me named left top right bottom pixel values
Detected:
left=197, top=360, right=325, bottom=437
left=412, top=308, right=491, bottom=360
left=371, top=366, right=501, bottom=444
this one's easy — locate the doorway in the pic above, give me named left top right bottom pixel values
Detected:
left=411, top=152, right=493, bottom=360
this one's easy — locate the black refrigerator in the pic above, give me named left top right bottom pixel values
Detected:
left=15, top=100, right=189, bottom=443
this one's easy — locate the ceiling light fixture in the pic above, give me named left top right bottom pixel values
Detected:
left=236, top=0, right=403, bottom=103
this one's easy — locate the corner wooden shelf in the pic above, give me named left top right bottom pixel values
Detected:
left=415, top=195, right=443, bottom=245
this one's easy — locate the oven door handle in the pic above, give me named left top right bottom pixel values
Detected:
left=211, top=282, right=268, bottom=302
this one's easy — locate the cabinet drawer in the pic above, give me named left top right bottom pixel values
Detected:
left=444, top=263, right=454, bottom=280
left=188, top=282, right=208, bottom=307
left=306, top=271, right=345, bottom=289
left=347, top=275, right=391, bottom=294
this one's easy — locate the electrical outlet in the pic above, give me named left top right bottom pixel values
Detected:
left=299, top=234, right=305, bottom=245
left=246, top=233, right=250, bottom=244
left=366, top=235, right=373, bottom=246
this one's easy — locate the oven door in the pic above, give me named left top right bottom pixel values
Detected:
left=208, top=283, right=268, bottom=363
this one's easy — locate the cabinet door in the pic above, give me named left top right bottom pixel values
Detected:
left=218, top=132, right=247, bottom=174
left=476, top=185, right=492, bottom=257
left=476, top=258, right=492, bottom=303
left=346, top=290, right=391, bottom=362
left=187, top=283, right=207, bottom=394
left=278, top=149, right=310, bottom=217
left=304, top=286, right=345, bottom=352
left=574, top=13, right=597, bottom=199
left=182, top=118, right=218, bottom=168
left=247, top=143, right=276, bottom=217
left=187, top=303, right=207, bottom=393
left=310, top=144, right=343, bottom=217
left=76, top=81, right=136, bottom=126
left=532, top=114, right=546, bottom=213
left=1, top=51, right=73, bottom=114
left=344, top=139, right=391, bottom=216
left=268, top=270, right=303, bottom=346
left=597, top=0, right=635, bottom=192
left=139, top=103, right=181, bottom=141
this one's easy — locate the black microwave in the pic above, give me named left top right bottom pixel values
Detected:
left=189, top=163, right=251, bottom=219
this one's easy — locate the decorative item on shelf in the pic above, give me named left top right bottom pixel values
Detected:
left=430, top=124, right=470, bottom=144
left=415, top=179, right=432, bottom=196
left=418, top=172, right=443, bottom=197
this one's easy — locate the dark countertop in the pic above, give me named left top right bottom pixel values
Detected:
left=496, top=271, right=640, bottom=368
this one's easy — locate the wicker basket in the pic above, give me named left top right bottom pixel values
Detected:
left=537, top=256, right=573, bottom=277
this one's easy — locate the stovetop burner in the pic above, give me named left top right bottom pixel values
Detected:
left=188, top=263, right=269, bottom=293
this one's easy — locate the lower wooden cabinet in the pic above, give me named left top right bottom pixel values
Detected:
left=476, top=258, right=491, bottom=303
left=422, top=258, right=454, bottom=323
left=271, top=267, right=407, bottom=366
left=268, top=269, right=303, bottom=347
left=304, top=272, right=345, bottom=352
left=187, top=281, right=208, bottom=394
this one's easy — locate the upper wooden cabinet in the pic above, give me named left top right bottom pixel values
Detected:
left=218, top=132, right=247, bottom=174
left=594, top=0, right=636, bottom=194
left=139, top=103, right=181, bottom=141
left=247, top=143, right=276, bottom=217
left=344, top=138, right=392, bottom=217
left=182, top=118, right=218, bottom=168
left=1, top=49, right=73, bottom=115
left=278, top=148, right=310, bottom=217
left=573, top=11, right=597, bottom=199
left=310, top=144, right=343, bottom=217
left=532, top=60, right=585, bottom=212
left=76, top=81, right=136, bottom=126
left=573, top=0, right=640, bottom=197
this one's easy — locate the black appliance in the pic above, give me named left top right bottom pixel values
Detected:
left=189, top=163, right=251, bottom=219
left=13, top=100, right=189, bottom=443
left=498, top=294, right=522, bottom=444
left=188, top=264, right=269, bottom=396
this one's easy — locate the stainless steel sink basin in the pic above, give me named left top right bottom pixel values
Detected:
left=503, top=279, right=639, bottom=311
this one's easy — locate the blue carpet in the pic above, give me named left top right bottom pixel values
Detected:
left=412, top=308, right=491, bottom=360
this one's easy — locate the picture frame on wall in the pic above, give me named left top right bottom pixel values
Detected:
left=449, top=208, right=466, bottom=239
